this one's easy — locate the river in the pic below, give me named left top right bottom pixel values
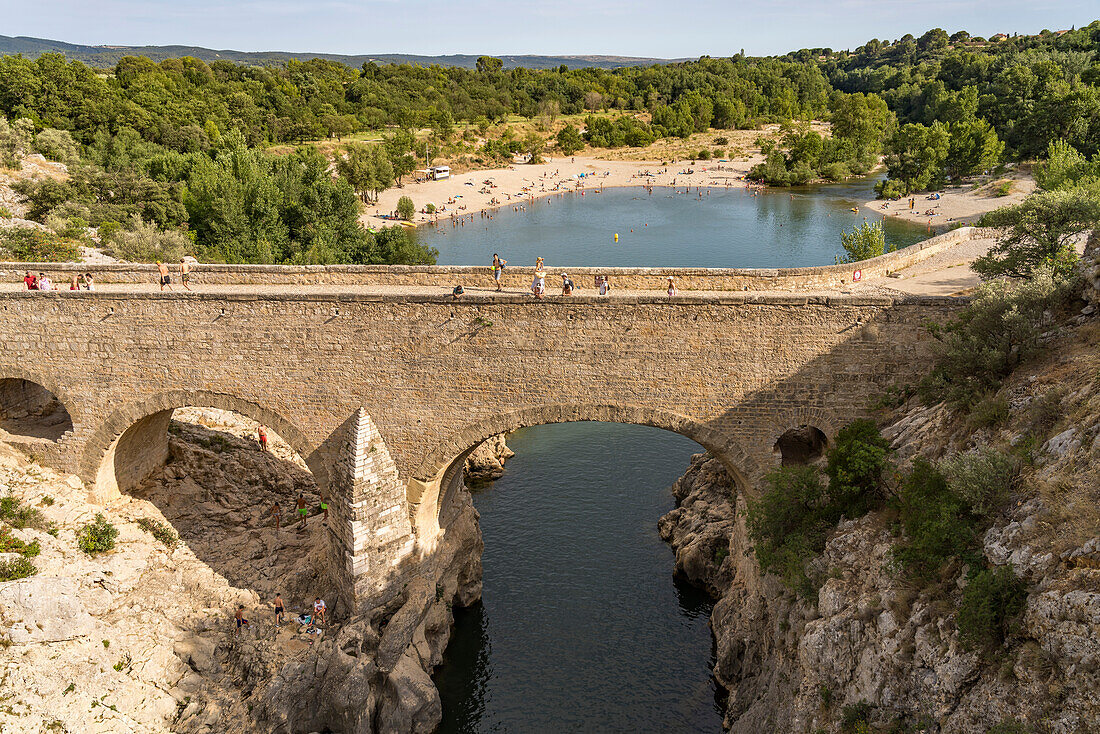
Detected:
left=433, top=423, right=724, bottom=733
left=421, top=179, right=927, bottom=268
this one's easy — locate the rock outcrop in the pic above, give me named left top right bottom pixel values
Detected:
left=660, top=315, right=1100, bottom=732
left=464, top=433, right=515, bottom=482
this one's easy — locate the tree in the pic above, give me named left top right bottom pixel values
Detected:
left=973, top=187, right=1100, bottom=278
left=106, top=214, right=191, bottom=262
left=396, top=195, right=415, bottom=221
left=945, top=117, right=1003, bottom=180
left=880, top=122, right=949, bottom=194
left=523, top=132, right=545, bottom=164
left=840, top=219, right=891, bottom=262
left=34, top=128, right=80, bottom=164
left=0, top=117, right=34, bottom=168
left=336, top=143, right=393, bottom=203
left=475, top=56, right=503, bottom=73
left=555, top=124, right=584, bottom=155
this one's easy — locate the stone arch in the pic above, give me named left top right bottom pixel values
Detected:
left=79, top=389, right=322, bottom=502
left=409, top=403, right=758, bottom=542
left=760, top=406, right=840, bottom=469
left=0, top=366, right=76, bottom=443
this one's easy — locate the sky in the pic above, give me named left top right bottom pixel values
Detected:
left=1, top=0, right=1096, bottom=58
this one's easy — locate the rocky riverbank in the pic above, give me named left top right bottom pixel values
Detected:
left=0, top=409, right=485, bottom=734
left=659, top=311, right=1100, bottom=731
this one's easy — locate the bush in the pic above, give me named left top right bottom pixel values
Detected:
left=713, top=136, right=729, bottom=146
left=821, top=161, right=851, bottom=181
left=919, top=266, right=1082, bottom=408
left=135, top=518, right=178, bottom=548
left=746, top=465, right=830, bottom=596
left=892, top=460, right=978, bottom=580
left=425, top=203, right=436, bottom=214
left=939, top=448, right=1019, bottom=519
left=966, top=393, right=1009, bottom=429
left=957, top=565, right=1027, bottom=651
left=0, top=527, right=41, bottom=558
left=34, top=128, right=80, bottom=164
left=106, top=215, right=191, bottom=262
left=840, top=219, right=891, bottom=263
left=0, top=205, right=12, bottom=218
left=824, top=419, right=891, bottom=520
left=875, top=178, right=907, bottom=200
left=396, top=195, right=415, bottom=221
left=0, top=556, right=37, bottom=582
left=696, top=149, right=711, bottom=160
left=77, top=514, right=118, bottom=556
left=0, top=227, right=81, bottom=262
left=841, top=701, right=874, bottom=733
left=0, top=496, right=46, bottom=530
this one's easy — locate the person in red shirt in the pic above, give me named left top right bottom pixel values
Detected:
left=257, top=426, right=268, bottom=451
left=23, top=271, right=37, bottom=290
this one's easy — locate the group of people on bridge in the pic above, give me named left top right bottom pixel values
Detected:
left=451, top=254, right=677, bottom=300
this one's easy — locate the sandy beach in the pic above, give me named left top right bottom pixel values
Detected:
left=361, top=154, right=762, bottom=229
left=859, top=167, right=1035, bottom=228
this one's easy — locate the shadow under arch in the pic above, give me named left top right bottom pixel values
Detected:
left=0, top=365, right=78, bottom=442
left=79, top=389, right=325, bottom=501
left=409, top=403, right=758, bottom=541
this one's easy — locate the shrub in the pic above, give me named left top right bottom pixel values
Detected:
left=919, top=266, right=1082, bottom=408
left=0, top=205, right=12, bottom=218
left=0, top=496, right=47, bottom=530
left=824, top=419, right=891, bottom=520
left=841, top=701, right=874, bottom=733
left=957, top=565, right=1027, bottom=651
left=696, top=149, right=711, bottom=160
left=994, top=180, right=1013, bottom=196
left=986, top=720, right=1036, bottom=734
left=892, top=460, right=978, bottom=580
left=77, top=514, right=118, bottom=556
left=821, top=161, right=851, bottom=181
left=939, top=448, right=1019, bottom=519
left=396, top=195, right=415, bottom=221
left=0, top=556, right=37, bottom=581
left=135, top=518, right=178, bottom=548
left=0, top=227, right=82, bottom=262
left=0, top=527, right=40, bottom=558
left=746, top=465, right=830, bottom=596
left=34, top=128, right=80, bottom=165
left=840, top=219, right=891, bottom=263
left=425, top=203, right=436, bottom=214
left=105, top=215, right=191, bottom=262
left=966, top=393, right=1009, bottom=429
left=714, top=136, right=729, bottom=146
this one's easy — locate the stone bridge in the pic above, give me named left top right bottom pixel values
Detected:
left=0, top=285, right=964, bottom=611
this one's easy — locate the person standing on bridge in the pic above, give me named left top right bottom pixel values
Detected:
left=561, top=273, right=574, bottom=296
left=156, top=261, right=172, bottom=292
left=492, top=254, right=507, bottom=292
left=179, top=258, right=192, bottom=292
left=666, top=276, right=676, bottom=300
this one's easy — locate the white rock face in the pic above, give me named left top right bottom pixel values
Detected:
left=0, top=577, right=96, bottom=644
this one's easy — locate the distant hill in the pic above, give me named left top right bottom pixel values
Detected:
left=0, top=35, right=685, bottom=70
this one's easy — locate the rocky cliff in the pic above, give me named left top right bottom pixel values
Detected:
left=0, top=409, right=484, bottom=734
left=660, top=314, right=1100, bottom=732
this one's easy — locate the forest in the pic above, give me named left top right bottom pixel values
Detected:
left=0, top=21, right=1097, bottom=264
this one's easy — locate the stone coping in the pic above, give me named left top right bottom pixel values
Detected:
left=0, top=289, right=964, bottom=307
left=0, top=227, right=994, bottom=286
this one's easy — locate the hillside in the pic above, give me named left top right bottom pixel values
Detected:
left=0, top=35, right=683, bottom=70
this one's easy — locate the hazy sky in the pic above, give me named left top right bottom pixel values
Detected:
left=2, top=0, right=1095, bottom=57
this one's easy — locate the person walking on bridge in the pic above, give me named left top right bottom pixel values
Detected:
left=156, top=261, right=172, bottom=292
left=492, top=254, right=507, bottom=292
left=180, top=258, right=192, bottom=291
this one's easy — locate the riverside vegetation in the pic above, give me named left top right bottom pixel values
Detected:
left=0, top=22, right=1099, bottom=264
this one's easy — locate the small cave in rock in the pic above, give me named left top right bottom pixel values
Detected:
left=0, top=378, right=74, bottom=441
left=773, top=425, right=827, bottom=466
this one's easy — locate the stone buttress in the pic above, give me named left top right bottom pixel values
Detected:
left=328, top=408, right=416, bottom=612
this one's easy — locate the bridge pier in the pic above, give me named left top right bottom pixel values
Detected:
left=328, top=408, right=417, bottom=613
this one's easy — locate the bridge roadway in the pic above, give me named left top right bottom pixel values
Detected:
left=0, top=279, right=966, bottom=611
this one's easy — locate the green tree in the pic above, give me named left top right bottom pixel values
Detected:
left=945, top=117, right=1003, bottom=180
left=34, top=128, right=80, bottom=164
left=880, top=122, right=950, bottom=194
left=524, top=131, right=545, bottom=164
left=839, top=219, right=891, bottom=262
left=336, top=143, right=393, bottom=203
left=555, top=124, right=585, bottom=155
left=475, top=56, right=503, bottom=73
left=973, top=187, right=1100, bottom=278
left=396, top=195, right=415, bottom=221
left=823, top=419, right=890, bottom=519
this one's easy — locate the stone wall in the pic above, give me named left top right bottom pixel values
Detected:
left=0, top=288, right=964, bottom=609
left=0, top=227, right=992, bottom=292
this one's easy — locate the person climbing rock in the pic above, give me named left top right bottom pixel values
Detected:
left=235, top=605, right=249, bottom=636
left=271, top=501, right=281, bottom=530
left=274, top=594, right=285, bottom=627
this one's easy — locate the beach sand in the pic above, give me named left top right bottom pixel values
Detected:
left=361, top=154, right=763, bottom=229
left=859, top=168, right=1035, bottom=228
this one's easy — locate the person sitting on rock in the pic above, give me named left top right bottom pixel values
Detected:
left=313, top=597, right=327, bottom=626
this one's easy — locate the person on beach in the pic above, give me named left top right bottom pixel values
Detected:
left=667, top=276, right=677, bottom=299
left=561, top=273, right=574, bottom=296
left=179, top=258, right=192, bottom=291
left=274, top=594, right=285, bottom=626
left=156, top=261, right=172, bottom=291
left=272, top=501, right=281, bottom=530
left=296, top=493, right=308, bottom=528
left=492, top=254, right=507, bottom=291
left=235, top=605, right=249, bottom=636
left=257, top=426, right=268, bottom=451
left=313, top=597, right=327, bottom=625
left=23, top=271, right=37, bottom=290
